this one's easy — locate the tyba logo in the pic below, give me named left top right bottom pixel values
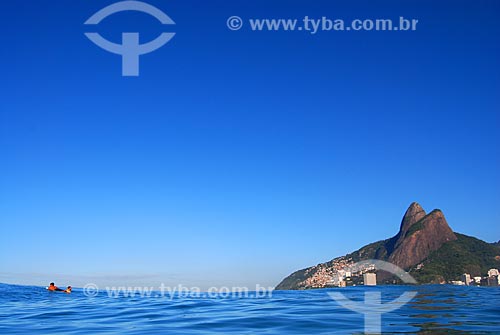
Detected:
left=328, top=259, right=418, bottom=334
left=84, top=1, right=175, bottom=76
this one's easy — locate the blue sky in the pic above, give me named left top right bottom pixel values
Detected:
left=0, top=0, right=499, bottom=289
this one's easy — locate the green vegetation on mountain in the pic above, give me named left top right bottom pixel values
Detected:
left=275, top=203, right=500, bottom=290
left=275, top=267, right=316, bottom=291
left=345, top=240, right=390, bottom=263
left=410, top=233, right=500, bottom=283
left=405, top=218, right=425, bottom=237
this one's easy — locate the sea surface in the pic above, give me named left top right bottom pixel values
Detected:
left=0, top=283, right=499, bottom=334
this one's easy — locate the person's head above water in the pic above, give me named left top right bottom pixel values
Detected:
left=47, top=283, right=61, bottom=291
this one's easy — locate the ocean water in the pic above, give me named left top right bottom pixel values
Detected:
left=0, top=283, right=499, bottom=334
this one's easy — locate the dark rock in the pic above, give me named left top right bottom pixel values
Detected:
left=388, top=209, right=457, bottom=270
left=275, top=202, right=486, bottom=290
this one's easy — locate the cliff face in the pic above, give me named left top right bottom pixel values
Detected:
left=398, top=202, right=427, bottom=239
left=276, top=203, right=465, bottom=290
left=388, top=209, right=457, bottom=270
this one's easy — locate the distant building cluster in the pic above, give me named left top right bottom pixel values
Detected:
left=298, top=259, right=500, bottom=289
left=300, top=257, right=355, bottom=288
left=298, top=257, right=379, bottom=289
left=451, top=268, right=500, bottom=287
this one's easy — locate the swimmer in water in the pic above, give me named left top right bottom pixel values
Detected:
left=47, top=282, right=64, bottom=292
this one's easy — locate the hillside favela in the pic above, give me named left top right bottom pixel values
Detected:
left=276, top=202, right=500, bottom=290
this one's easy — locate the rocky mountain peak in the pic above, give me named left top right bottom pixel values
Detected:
left=389, top=208, right=457, bottom=269
left=399, top=202, right=426, bottom=236
left=275, top=202, right=473, bottom=290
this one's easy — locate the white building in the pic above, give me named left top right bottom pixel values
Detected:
left=487, top=269, right=499, bottom=277
left=363, top=273, right=377, bottom=286
left=329, top=275, right=345, bottom=288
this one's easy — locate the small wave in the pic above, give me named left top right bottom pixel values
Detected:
left=0, top=284, right=498, bottom=334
